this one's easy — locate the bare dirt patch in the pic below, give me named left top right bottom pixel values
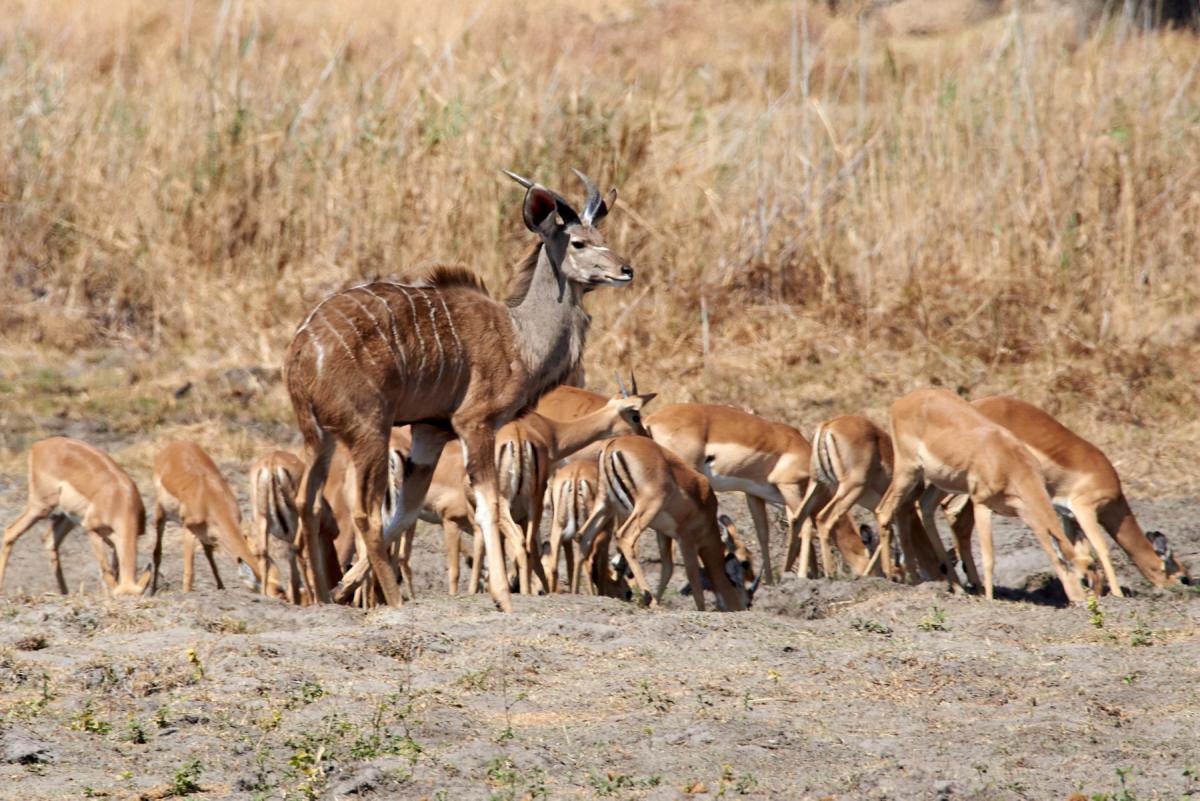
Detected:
left=1, top=471, right=1198, bottom=800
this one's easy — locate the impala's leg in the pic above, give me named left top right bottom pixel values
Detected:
left=44, top=515, right=74, bottom=594
left=441, top=520, right=461, bottom=595
left=787, top=480, right=825, bottom=575
left=1069, top=501, right=1124, bottom=598
left=546, top=512, right=566, bottom=595
left=151, top=502, right=166, bottom=594
left=528, top=488, right=550, bottom=595
left=680, top=538, right=706, bottom=612
left=917, top=485, right=963, bottom=593
left=612, top=510, right=658, bottom=606
left=1009, top=494, right=1090, bottom=604
left=562, top=540, right=575, bottom=595
left=744, top=494, right=773, bottom=585
left=974, top=502, right=995, bottom=600
left=469, top=517, right=485, bottom=594
left=297, top=435, right=337, bottom=603
left=945, top=496, right=982, bottom=591
left=397, top=525, right=415, bottom=602
left=181, top=526, right=197, bottom=592
left=655, top=531, right=675, bottom=604
left=350, top=435, right=404, bottom=608
left=457, top=423, right=514, bottom=613
left=84, top=527, right=118, bottom=592
left=257, top=500, right=272, bottom=600
left=192, top=525, right=224, bottom=589
left=894, top=502, right=941, bottom=583
left=814, top=481, right=866, bottom=579
left=0, top=503, right=53, bottom=592
left=696, top=531, right=745, bottom=612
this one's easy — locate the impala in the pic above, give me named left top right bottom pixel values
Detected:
left=152, top=441, right=273, bottom=595
left=645, top=403, right=871, bottom=584
left=791, top=415, right=942, bottom=582
left=578, top=435, right=756, bottom=611
left=0, top=437, right=153, bottom=596
left=874, top=388, right=1093, bottom=603
left=285, top=170, right=630, bottom=611
left=495, top=378, right=654, bottom=592
left=947, top=396, right=1191, bottom=595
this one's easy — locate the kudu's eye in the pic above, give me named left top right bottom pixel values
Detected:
left=571, top=240, right=586, bottom=249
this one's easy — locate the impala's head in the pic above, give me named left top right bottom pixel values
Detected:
left=1148, top=531, right=1191, bottom=586
left=605, top=371, right=657, bottom=436
left=503, top=168, right=633, bottom=289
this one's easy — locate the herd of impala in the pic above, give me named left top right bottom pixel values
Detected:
left=1, top=171, right=1192, bottom=613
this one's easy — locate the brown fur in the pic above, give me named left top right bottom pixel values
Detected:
left=0, top=437, right=152, bottom=596
left=152, top=441, right=271, bottom=595
left=874, top=388, right=1093, bottom=603
left=283, top=176, right=632, bottom=610
left=645, top=403, right=872, bottom=584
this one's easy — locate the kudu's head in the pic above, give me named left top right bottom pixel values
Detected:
left=502, top=168, right=632, bottom=290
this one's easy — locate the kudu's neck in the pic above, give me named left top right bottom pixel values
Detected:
left=508, top=245, right=588, bottom=399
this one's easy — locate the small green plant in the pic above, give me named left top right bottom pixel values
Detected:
left=918, top=606, right=950, bottom=632
left=1087, top=595, right=1105, bottom=628
left=185, top=648, right=204, bottom=680
left=287, top=679, right=325, bottom=708
left=485, top=755, right=547, bottom=801
left=1129, top=619, right=1154, bottom=647
left=70, top=701, right=111, bottom=735
left=851, top=617, right=893, bottom=635
left=168, top=759, right=203, bottom=797
left=1089, top=766, right=1138, bottom=801
left=154, top=706, right=172, bottom=728
left=125, top=719, right=148, bottom=744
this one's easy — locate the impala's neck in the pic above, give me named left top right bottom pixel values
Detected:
left=1100, top=495, right=1172, bottom=584
left=542, top=405, right=621, bottom=461
left=508, top=245, right=589, bottom=402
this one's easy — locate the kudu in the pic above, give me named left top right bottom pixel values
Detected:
left=284, top=170, right=631, bottom=611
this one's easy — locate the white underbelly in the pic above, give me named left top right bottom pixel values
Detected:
left=706, top=473, right=785, bottom=505
left=56, top=481, right=91, bottom=525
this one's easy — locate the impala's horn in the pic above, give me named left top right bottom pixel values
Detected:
left=573, top=168, right=607, bottom=225
left=616, top=371, right=630, bottom=398
left=630, top=370, right=639, bottom=394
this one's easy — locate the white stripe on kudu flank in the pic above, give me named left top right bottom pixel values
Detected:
left=419, top=289, right=447, bottom=385
left=318, top=310, right=359, bottom=367
left=399, top=287, right=427, bottom=374
left=348, top=288, right=406, bottom=378
left=436, top=294, right=465, bottom=378
left=328, top=305, right=380, bottom=370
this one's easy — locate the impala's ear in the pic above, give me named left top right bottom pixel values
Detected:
left=523, top=186, right=560, bottom=236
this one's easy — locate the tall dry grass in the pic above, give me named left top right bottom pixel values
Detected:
left=1, top=0, right=1198, bottom=493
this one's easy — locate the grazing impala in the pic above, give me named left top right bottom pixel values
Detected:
left=0, top=437, right=153, bottom=596
left=578, top=435, right=756, bottom=611
left=644, top=403, right=871, bottom=584
left=874, top=388, right=1093, bottom=603
left=152, top=441, right=272, bottom=595
left=791, top=416, right=942, bottom=582
left=495, top=379, right=654, bottom=592
left=285, top=169, right=631, bottom=611
left=955, top=396, right=1190, bottom=594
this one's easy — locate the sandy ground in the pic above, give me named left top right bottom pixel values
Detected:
left=1, top=467, right=1198, bottom=801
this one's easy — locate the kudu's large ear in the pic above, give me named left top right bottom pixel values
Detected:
left=523, top=186, right=561, bottom=237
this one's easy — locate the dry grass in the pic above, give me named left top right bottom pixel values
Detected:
left=1, top=0, right=1198, bottom=494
